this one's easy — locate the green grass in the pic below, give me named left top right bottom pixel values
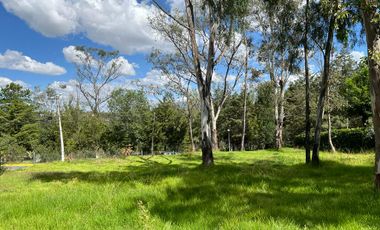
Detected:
left=1, top=148, right=379, bottom=229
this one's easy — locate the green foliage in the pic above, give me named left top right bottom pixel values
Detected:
left=0, top=83, right=39, bottom=161
left=294, top=128, right=374, bottom=152
left=153, top=94, right=188, bottom=152
left=251, top=82, right=276, bottom=149
left=107, top=89, right=152, bottom=153
left=343, top=58, right=371, bottom=125
left=284, top=76, right=319, bottom=144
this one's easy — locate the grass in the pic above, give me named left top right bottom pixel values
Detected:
left=1, top=148, right=379, bottom=229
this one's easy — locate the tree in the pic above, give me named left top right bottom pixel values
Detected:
left=255, top=0, right=303, bottom=149
left=147, top=53, right=199, bottom=152
left=326, top=50, right=357, bottom=152
left=311, top=0, right=339, bottom=165
left=151, top=0, right=250, bottom=165
left=0, top=83, right=38, bottom=161
left=153, top=94, right=188, bottom=152
left=252, top=81, right=276, bottom=149
left=359, top=0, right=380, bottom=190
left=73, top=46, right=125, bottom=115
left=304, top=0, right=312, bottom=163
left=107, top=89, right=152, bottom=153
left=343, top=58, right=371, bottom=126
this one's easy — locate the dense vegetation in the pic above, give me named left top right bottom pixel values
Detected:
left=0, top=50, right=373, bottom=163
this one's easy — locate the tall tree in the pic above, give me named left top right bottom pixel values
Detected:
left=360, top=0, right=380, bottom=189
left=304, top=0, right=311, bottom=162
left=256, top=0, right=303, bottom=149
left=73, top=46, right=124, bottom=115
left=151, top=0, right=249, bottom=165
left=311, top=0, right=339, bottom=165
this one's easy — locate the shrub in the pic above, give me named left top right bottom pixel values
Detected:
left=294, top=128, right=374, bottom=152
left=4, top=143, right=27, bottom=162
left=34, top=145, right=59, bottom=162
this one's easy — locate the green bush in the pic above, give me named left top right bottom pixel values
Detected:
left=294, top=128, right=374, bottom=152
left=4, top=143, right=27, bottom=162
left=33, top=145, right=60, bottom=162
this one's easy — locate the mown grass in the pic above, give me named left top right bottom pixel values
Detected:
left=1, top=148, right=379, bottom=229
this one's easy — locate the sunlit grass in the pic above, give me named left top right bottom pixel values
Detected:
left=0, top=148, right=379, bottom=229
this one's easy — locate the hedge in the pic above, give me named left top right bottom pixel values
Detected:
left=293, top=128, right=374, bottom=152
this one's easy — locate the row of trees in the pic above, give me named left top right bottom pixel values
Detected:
left=0, top=48, right=371, bottom=159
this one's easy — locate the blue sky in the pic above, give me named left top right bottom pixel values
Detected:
left=0, top=0, right=368, bottom=92
left=0, top=0, right=174, bottom=90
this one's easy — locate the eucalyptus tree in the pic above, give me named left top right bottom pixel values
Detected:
left=304, top=0, right=312, bottom=162
left=255, top=0, right=303, bottom=149
left=148, top=51, right=200, bottom=152
left=72, top=46, right=124, bottom=115
left=310, top=0, right=357, bottom=165
left=150, top=0, right=250, bottom=165
left=359, top=0, right=380, bottom=189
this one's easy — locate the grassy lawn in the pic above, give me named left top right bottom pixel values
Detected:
left=1, top=148, right=379, bottom=229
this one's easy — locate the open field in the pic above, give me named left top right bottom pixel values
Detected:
left=1, top=148, right=379, bottom=229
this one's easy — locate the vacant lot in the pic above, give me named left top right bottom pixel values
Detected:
left=1, top=148, right=379, bottom=229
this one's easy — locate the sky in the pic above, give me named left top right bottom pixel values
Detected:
left=0, top=0, right=368, bottom=94
left=0, top=0, right=177, bottom=91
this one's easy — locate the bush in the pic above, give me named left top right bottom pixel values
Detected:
left=4, top=143, right=27, bottom=162
left=34, top=145, right=60, bottom=162
left=294, top=128, right=374, bottom=152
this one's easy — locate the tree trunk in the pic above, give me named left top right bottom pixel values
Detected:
left=199, top=92, right=214, bottom=166
left=274, top=83, right=281, bottom=149
left=186, top=96, right=196, bottom=152
left=327, top=87, right=336, bottom=153
left=304, top=0, right=311, bottom=164
left=151, top=112, right=155, bottom=155
left=361, top=1, right=380, bottom=190
left=211, top=105, right=219, bottom=150
left=278, top=77, right=285, bottom=149
left=57, top=98, right=65, bottom=162
left=185, top=0, right=214, bottom=166
left=312, top=1, right=337, bottom=166
left=241, top=47, right=249, bottom=151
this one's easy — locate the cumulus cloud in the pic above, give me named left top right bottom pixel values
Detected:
left=350, top=50, right=365, bottom=63
left=1, top=0, right=171, bottom=54
left=63, top=46, right=136, bottom=76
left=62, top=46, right=86, bottom=64
left=0, top=76, right=28, bottom=88
left=0, top=50, right=66, bottom=75
left=138, top=69, right=169, bottom=87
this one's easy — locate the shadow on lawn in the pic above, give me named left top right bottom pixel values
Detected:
left=30, top=156, right=380, bottom=228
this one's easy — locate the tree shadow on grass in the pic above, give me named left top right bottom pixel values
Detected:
left=30, top=157, right=380, bottom=229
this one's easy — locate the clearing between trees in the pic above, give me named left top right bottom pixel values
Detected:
left=1, top=148, right=379, bottom=229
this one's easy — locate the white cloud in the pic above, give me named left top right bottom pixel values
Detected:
left=0, top=76, right=28, bottom=88
left=0, top=50, right=66, bottom=75
left=48, top=77, right=137, bottom=111
left=350, top=50, right=365, bottom=63
left=167, top=0, right=185, bottom=13
left=109, top=57, right=136, bottom=76
left=1, top=0, right=171, bottom=54
left=138, top=69, right=169, bottom=87
left=62, top=46, right=86, bottom=64
left=63, top=45, right=136, bottom=76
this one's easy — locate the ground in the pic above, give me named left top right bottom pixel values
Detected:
left=1, top=148, right=379, bottom=229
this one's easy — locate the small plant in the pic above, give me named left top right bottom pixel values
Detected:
left=137, top=200, right=154, bottom=230
left=120, top=145, right=133, bottom=158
